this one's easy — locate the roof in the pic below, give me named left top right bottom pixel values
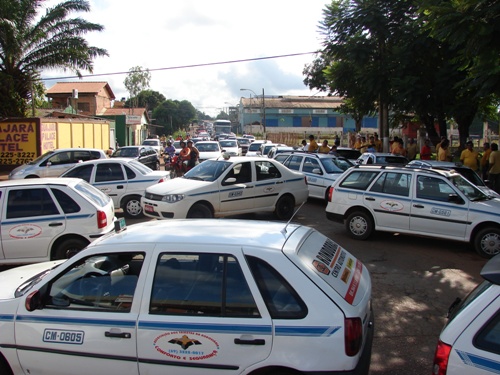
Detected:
left=241, top=96, right=343, bottom=109
left=89, top=219, right=299, bottom=249
left=0, top=177, right=82, bottom=187
left=46, top=82, right=115, bottom=100
left=101, top=107, right=149, bottom=119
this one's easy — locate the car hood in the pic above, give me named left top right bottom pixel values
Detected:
left=146, top=171, right=171, bottom=180
left=0, top=260, right=64, bottom=300
left=146, top=177, right=210, bottom=195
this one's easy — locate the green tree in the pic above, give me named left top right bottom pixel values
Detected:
left=125, top=90, right=165, bottom=110
left=124, top=66, right=151, bottom=109
left=0, top=0, right=108, bottom=117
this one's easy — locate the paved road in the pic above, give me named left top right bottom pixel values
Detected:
left=124, top=198, right=487, bottom=375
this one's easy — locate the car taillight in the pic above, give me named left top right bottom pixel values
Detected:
left=328, top=186, right=334, bottom=201
left=97, top=210, right=107, bottom=229
left=345, top=317, right=362, bottom=356
left=432, top=340, right=451, bottom=375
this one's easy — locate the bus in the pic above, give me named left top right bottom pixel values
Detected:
left=213, top=119, right=231, bottom=136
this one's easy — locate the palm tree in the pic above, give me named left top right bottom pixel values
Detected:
left=0, top=0, right=108, bottom=117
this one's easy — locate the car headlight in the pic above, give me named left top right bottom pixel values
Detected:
left=11, top=168, right=27, bottom=176
left=161, top=194, right=185, bottom=203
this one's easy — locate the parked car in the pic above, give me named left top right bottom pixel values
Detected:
left=267, top=146, right=295, bottom=159
left=356, top=152, right=409, bottom=165
left=274, top=152, right=353, bottom=201
left=326, top=165, right=500, bottom=258
left=406, top=159, right=499, bottom=197
left=142, top=138, right=162, bottom=156
left=194, top=141, right=223, bottom=162
left=242, top=134, right=256, bottom=142
left=141, top=156, right=309, bottom=220
left=61, top=158, right=169, bottom=218
left=0, top=178, right=116, bottom=265
left=0, top=219, right=373, bottom=375
left=236, top=137, right=251, bottom=155
left=110, top=146, right=160, bottom=170
left=218, top=139, right=242, bottom=156
left=261, top=143, right=287, bottom=157
left=432, top=254, right=500, bottom=375
left=246, top=140, right=271, bottom=157
left=336, top=147, right=362, bottom=163
left=8, top=148, right=107, bottom=179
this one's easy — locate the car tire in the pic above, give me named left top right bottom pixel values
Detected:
left=346, top=210, right=374, bottom=240
left=123, top=196, right=144, bottom=218
left=155, top=160, right=160, bottom=170
left=473, top=226, right=500, bottom=258
left=53, top=238, right=88, bottom=260
left=187, top=203, right=213, bottom=218
left=274, top=194, right=295, bottom=221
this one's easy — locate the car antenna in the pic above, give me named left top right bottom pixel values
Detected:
left=281, top=201, right=306, bottom=236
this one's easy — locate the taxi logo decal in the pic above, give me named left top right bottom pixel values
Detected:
left=263, top=186, right=275, bottom=193
left=9, top=224, right=42, bottom=239
left=380, top=200, right=404, bottom=212
left=154, top=331, right=220, bottom=361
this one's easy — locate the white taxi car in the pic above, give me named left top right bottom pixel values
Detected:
left=326, top=165, right=500, bottom=258
left=61, top=158, right=169, bottom=218
left=432, top=254, right=500, bottom=375
left=0, top=178, right=116, bottom=265
left=141, top=156, right=309, bottom=220
left=194, top=141, right=223, bottom=162
left=0, top=219, right=374, bottom=375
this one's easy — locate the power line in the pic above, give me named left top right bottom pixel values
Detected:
left=41, top=51, right=318, bottom=81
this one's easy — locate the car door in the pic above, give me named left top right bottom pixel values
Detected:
left=40, top=150, right=75, bottom=177
left=447, top=296, right=500, bottom=374
left=1, top=186, right=65, bottom=260
left=94, top=162, right=128, bottom=208
left=218, top=161, right=255, bottom=214
left=301, top=156, right=325, bottom=199
left=363, top=171, right=412, bottom=231
left=15, top=248, right=147, bottom=375
left=253, top=160, right=286, bottom=210
left=410, top=175, right=468, bottom=240
left=137, top=247, right=273, bottom=375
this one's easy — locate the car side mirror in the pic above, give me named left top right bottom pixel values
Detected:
left=448, top=194, right=463, bottom=204
left=312, top=168, right=322, bottom=175
left=46, top=161, right=52, bottom=167
left=25, top=290, right=42, bottom=311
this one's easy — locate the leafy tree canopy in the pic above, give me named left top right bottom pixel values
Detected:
left=0, top=0, right=108, bottom=117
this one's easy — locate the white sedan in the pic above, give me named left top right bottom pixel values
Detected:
left=218, top=139, right=242, bottom=156
left=194, top=141, right=223, bottom=162
left=62, top=158, right=170, bottom=218
left=0, top=219, right=373, bottom=375
left=141, top=156, right=309, bottom=220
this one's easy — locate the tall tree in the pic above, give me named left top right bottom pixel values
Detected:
left=125, top=90, right=166, bottom=110
left=0, top=0, right=108, bottom=117
left=124, top=66, right=151, bottom=109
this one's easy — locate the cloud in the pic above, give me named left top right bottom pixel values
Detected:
left=42, top=0, right=327, bottom=116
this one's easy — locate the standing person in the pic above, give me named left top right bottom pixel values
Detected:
left=390, top=136, right=399, bottom=154
left=374, top=133, right=383, bottom=152
left=421, top=139, right=432, bottom=160
left=308, top=135, right=318, bottom=152
left=437, top=139, right=452, bottom=161
left=392, top=139, right=407, bottom=156
left=481, top=142, right=491, bottom=181
left=367, top=136, right=376, bottom=153
left=488, top=143, right=500, bottom=194
left=435, top=136, right=447, bottom=155
left=359, top=136, right=369, bottom=154
left=319, top=140, right=331, bottom=154
left=334, top=135, right=340, bottom=147
left=460, top=141, right=480, bottom=171
left=406, top=138, right=418, bottom=160
left=177, top=140, right=191, bottom=175
left=187, top=140, right=199, bottom=169
left=353, top=135, right=362, bottom=151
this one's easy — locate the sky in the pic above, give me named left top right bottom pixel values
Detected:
left=41, top=0, right=329, bottom=117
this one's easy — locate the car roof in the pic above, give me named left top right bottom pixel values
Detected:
left=196, top=141, right=219, bottom=144
left=49, top=148, right=105, bottom=152
left=350, top=164, right=459, bottom=178
left=276, top=151, right=343, bottom=159
left=93, top=219, right=301, bottom=249
left=0, top=177, right=82, bottom=188
left=73, top=157, right=135, bottom=165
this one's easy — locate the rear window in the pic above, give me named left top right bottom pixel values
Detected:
left=447, top=281, right=492, bottom=324
left=339, top=170, right=380, bottom=190
left=74, top=181, right=111, bottom=207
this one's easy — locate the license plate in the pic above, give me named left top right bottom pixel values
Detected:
left=145, top=204, right=154, bottom=213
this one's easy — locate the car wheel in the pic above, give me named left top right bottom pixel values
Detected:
left=346, top=210, right=373, bottom=240
left=274, top=195, right=295, bottom=221
left=474, top=227, right=500, bottom=258
left=123, top=196, right=144, bottom=218
left=155, top=160, right=160, bottom=170
left=53, top=238, right=88, bottom=260
left=187, top=203, right=213, bottom=218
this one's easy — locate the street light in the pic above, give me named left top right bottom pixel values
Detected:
left=240, top=88, right=266, bottom=139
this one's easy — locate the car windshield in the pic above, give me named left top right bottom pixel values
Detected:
left=142, top=140, right=159, bottom=146
left=321, top=157, right=353, bottom=173
left=183, top=160, right=232, bottom=181
left=129, top=160, right=153, bottom=174
left=448, top=174, right=489, bottom=201
left=219, top=141, right=237, bottom=148
left=197, top=143, right=220, bottom=152
left=112, top=148, right=138, bottom=157
left=248, top=143, right=262, bottom=151
left=28, top=150, right=54, bottom=165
